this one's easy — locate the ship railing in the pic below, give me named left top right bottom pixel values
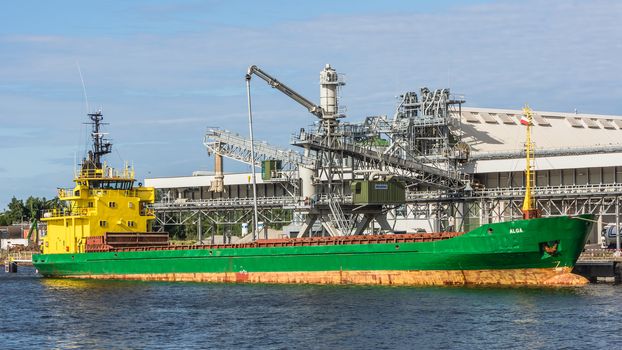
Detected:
left=109, top=231, right=465, bottom=253
left=42, top=207, right=93, bottom=218
left=76, top=163, right=135, bottom=179
left=58, top=188, right=78, bottom=198
left=141, top=208, right=155, bottom=217
left=57, top=188, right=151, bottom=200
left=88, top=189, right=150, bottom=198
left=76, top=168, right=103, bottom=178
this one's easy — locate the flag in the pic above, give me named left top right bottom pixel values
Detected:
left=520, top=114, right=531, bottom=126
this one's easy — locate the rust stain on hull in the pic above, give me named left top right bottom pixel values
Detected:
left=67, top=267, right=588, bottom=287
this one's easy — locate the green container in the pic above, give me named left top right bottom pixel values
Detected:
left=261, top=160, right=282, bottom=180
left=351, top=180, right=406, bottom=204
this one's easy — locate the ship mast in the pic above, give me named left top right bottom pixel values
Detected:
left=82, top=110, right=112, bottom=172
left=521, top=105, right=539, bottom=219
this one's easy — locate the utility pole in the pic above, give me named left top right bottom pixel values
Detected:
left=246, top=74, right=260, bottom=241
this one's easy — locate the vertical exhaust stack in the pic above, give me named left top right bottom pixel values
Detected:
left=319, top=64, right=345, bottom=132
left=209, top=153, right=225, bottom=193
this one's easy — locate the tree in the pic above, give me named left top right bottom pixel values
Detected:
left=1, top=196, right=62, bottom=225
left=0, top=212, right=9, bottom=226
left=6, top=197, right=25, bottom=224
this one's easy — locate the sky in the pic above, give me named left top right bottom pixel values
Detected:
left=0, top=0, right=621, bottom=209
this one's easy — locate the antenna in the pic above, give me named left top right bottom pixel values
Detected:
left=76, top=61, right=90, bottom=114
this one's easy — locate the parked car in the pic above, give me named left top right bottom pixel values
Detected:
left=601, top=224, right=622, bottom=248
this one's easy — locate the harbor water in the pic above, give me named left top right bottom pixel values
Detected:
left=2, top=267, right=621, bottom=349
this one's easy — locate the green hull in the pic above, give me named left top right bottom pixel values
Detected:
left=33, top=215, right=593, bottom=286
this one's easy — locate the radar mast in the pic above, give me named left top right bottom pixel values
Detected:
left=82, top=110, right=112, bottom=171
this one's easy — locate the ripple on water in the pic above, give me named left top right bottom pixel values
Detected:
left=1, top=267, right=622, bottom=349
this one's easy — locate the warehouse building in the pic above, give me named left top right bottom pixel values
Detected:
left=145, top=106, right=622, bottom=243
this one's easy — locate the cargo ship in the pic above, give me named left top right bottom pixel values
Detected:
left=33, top=111, right=594, bottom=287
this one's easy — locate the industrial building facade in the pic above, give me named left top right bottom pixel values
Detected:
left=145, top=106, right=622, bottom=244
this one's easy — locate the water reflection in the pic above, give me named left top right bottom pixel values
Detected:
left=2, top=270, right=621, bottom=349
left=41, top=277, right=145, bottom=291
left=39, top=278, right=160, bottom=349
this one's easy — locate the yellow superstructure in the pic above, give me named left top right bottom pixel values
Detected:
left=41, top=111, right=155, bottom=254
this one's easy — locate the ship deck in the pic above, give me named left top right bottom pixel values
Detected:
left=86, top=231, right=465, bottom=253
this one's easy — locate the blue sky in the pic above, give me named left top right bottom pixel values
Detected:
left=0, top=0, right=621, bottom=209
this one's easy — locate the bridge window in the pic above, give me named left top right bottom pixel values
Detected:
left=127, top=221, right=135, bottom=227
left=109, top=202, right=117, bottom=208
left=99, top=220, right=107, bottom=227
left=90, top=180, right=134, bottom=190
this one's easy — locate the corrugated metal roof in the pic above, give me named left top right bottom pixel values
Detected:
left=582, top=118, right=600, bottom=129
left=479, top=112, right=498, bottom=124
left=462, top=112, right=479, bottom=123
left=454, top=107, right=622, bottom=153
left=566, top=117, right=583, bottom=128
left=496, top=113, right=515, bottom=124
left=532, top=113, right=550, bottom=126
left=600, top=119, right=616, bottom=129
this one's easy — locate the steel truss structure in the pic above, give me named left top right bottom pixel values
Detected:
left=396, top=184, right=622, bottom=234
left=151, top=65, right=622, bottom=240
left=204, top=129, right=315, bottom=172
left=153, top=197, right=294, bottom=243
left=152, top=181, right=622, bottom=244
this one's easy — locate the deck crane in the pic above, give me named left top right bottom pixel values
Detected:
left=246, top=64, right=344, bottom=133
left=246, top=65, right=323, bottom=117
left=244, top=64, right=346, bottom=237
